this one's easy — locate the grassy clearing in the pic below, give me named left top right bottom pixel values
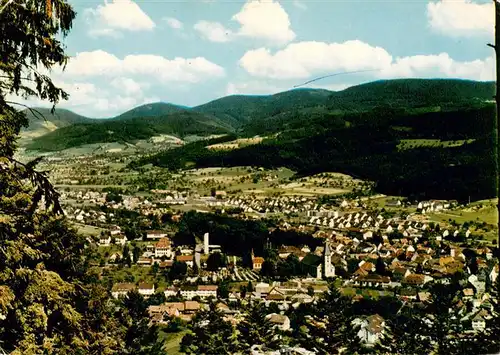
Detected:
left=428, top=203, right=498, bottom=226
left=104, top=265, right=171, bottom=290
left=206, top=137, right=264, bottom=151
left=397, top=139, right=475, bottom=150
left=341, top=287, right=394, bottom=299
left=73, top=223, right=104, bottom=236
left=160, top=329, right=188, bottom=355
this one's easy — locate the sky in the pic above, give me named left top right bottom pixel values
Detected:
left=18, top=0, right=496, bottom=117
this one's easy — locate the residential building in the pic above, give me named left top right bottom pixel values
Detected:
left=471, top=313, right=486, bottom=332
left=98, top=235, right=111, bottom=246
left=111, top=283, right=136, bottom=299
left=179, top=285, right=218, bottom=299
left=176, top=255, right=194, bottom=268
left=155, top=237, right=172, bottom=258
left=354, top=314, right=385, bottom=347
left=147, top=230, right=169, bottom=240
left=252, top=249, right=264, bottom=271
left=266, top=313, right=291, bottom=331
left=138, top=283, right=155, bottom=298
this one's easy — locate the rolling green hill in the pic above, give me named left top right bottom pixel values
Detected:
left=26, top=79, right=495, bottom=156
left=21, top=107, right=94, bottom=137
left=327, top=79, right=494, bottom=109
left=132, top=79, right=496, bottom=202
left=28, top=110, right=232, bottom=151
left=241, top=79, right=495, bottom=136
left=193, top=88, right=333, bottom=127
left=114, top=102, right=189, bottom=120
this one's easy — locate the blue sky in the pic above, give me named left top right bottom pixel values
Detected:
left=25, top=0, right=495, bottom=117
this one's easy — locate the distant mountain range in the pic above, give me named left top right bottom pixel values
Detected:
left=23, top=79, right=495, bottom=152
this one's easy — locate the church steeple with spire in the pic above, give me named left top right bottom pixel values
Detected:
left=324, top=241, right=335, bottom=278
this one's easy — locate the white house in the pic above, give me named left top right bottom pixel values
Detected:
left=180, top=285, right=218, bottom=299
left=266, top=313, right=291, bottom=331
left=98, top=235, right=112, bottom=246
left=353, top=314, right=385, bottom=347
left=164, top=286, right=179, bottom=298
left=138, top=283, right=155, bottom=298
left=111, top=283, right=136, bottom=299
left=110, top=225, right=122, bottom=236
left=115, top=234, right=128, bottom=246
left=155, top=237, right=172, bottom=258
left=471, top=313, right=486, bottom=332
left=147, top=230, right=169, bottom=240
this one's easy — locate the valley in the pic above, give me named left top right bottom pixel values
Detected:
left=13, top=78, right=500, bottom=354
left=1, top=1, right=499, bottom=354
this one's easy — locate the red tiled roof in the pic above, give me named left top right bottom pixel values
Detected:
left=156, top=237, right=171, bottom=248
left=176, top=255, right=194, bottom=262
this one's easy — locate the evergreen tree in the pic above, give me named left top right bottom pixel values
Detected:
left=236, top=302, right=280, bottom=352
left=375, top=257, right=387, bottom=276
left=132, top=244, right=141, bottom=264
left=378, top=305, right=431, bottom=354
left=425, top=282, right=464, bottom=354
left=116, top=290, right=165, bottom=355
left=122, top=244, right=132, bottom=267
left=0, top=1, right=163, bottom=353
left=180, top=302, right=238, bottom=354
left=299, top=284, right=353, bottom=354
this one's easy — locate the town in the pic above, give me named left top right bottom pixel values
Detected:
left=34, top=152, right=499, bottom=354
left=1, top=0, right=499, bottom=354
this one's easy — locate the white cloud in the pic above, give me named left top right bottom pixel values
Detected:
left=61, top=50, right=225, bottom=83
left=110, top=77, right=149, bottom=96
left=427, top=0, right=494, bottom=37
left=84, top=0, right=155, bottom=37
left=379, top=53, right=495, bottom=81
left=195, top=0, right=295, bottom=45
left=232, top=0, right=296, bottom=45
left=239, top=40, right=393, bottom=79
left=164, top=17, right=183, bottom=30
left=194, top=21, right=233, bottom=42
left=10, top=50, right=226, bottom=117
left=238, top=40, right=495, bottom=82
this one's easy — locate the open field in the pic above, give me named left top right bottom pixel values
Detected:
left=397, top=139, right=475, bottom=150
left=206, top=136, right=264, bottom=151
left=428, top=199, right=498, bottom=226
left=102, top=264, right=171, bottom=290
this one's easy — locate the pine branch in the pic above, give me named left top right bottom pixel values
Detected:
left=5, top=100, right=47, bottom=122
left=0, top=0, right=14, bottom=14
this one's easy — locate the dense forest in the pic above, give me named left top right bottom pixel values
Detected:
left=134, top=103, right=496, bottom=202
left=28, top=110, right=233, bottom=151
left=25, top=79, right=494, bottom=151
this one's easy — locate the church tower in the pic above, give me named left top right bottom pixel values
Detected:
left=324, top=241, right=335, bottom=278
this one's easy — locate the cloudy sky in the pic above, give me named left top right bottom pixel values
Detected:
left=24, top=0, right=495, bottom=117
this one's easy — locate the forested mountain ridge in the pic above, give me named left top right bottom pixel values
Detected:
left=24, top=79, right=494, bottom=151
left=114, top=102, right=190, bottom=120
left=27, top=110, right=233, bottom=151
left=133, top=102, right=497, bottom=202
